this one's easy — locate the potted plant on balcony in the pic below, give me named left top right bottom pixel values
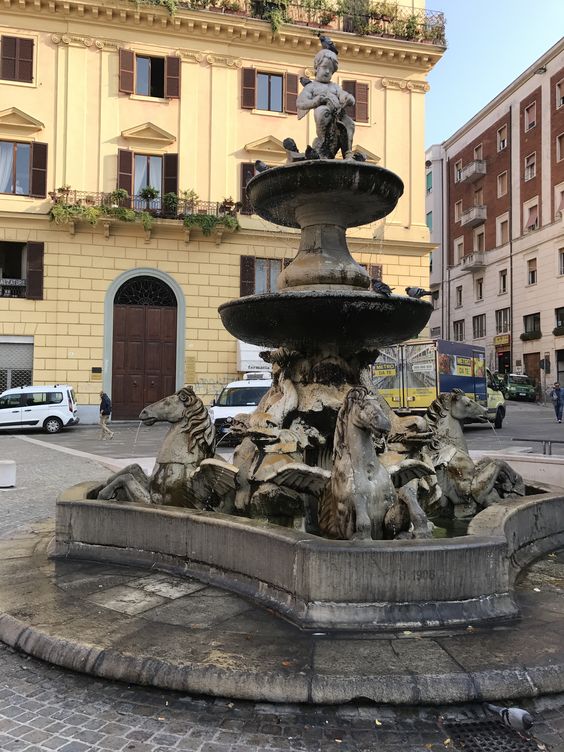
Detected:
left=108, top=188, right=130, bottom=207
left=162, top=192, right=179, bottom=218
left=139, top=185, right=159, bottom=211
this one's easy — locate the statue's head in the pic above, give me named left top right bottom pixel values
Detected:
left=314, top=49, right=338, bottom=82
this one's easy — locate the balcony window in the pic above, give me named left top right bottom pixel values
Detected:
left=497, top=124, right=507, bottom=151
left=455, top=200, right=462, bottom=221
left=497, top=171, right=508, bottom=197
left=474, top=187, right=483, bottom=206
left=454, top=160, right=462, bottom=183
left=527, top=258, right=537, bottom=285
left=524, top=153, right=536, bottom=181
left=455, top=285, right=462, bottom=307
left=556, top=190, right=564, bottom=219
left=453, top=320, right=465, bottom=342
left=524, top=101, right=536, bottom=131
left=474, top=228, right=485, bottom=253
left=499, top=269, right=507, bottom=294
left=525, top=204, right=539, bottom=232
left=475, top=277, right=483, bottom=301
left=495, top=307, right=510, bottom=334
left=523, top=312, right=540, bottom=334
left=472, top=313, right=486, bottom=339
left=133, top=154, right=162, bottom=208
left=473, top=143, right=483, bottom=160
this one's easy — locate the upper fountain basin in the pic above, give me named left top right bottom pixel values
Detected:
left=247, top=161, right=404, bottom=229
left=219, top=290, right=432, bottom=353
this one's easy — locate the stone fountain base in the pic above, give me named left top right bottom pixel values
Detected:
left=54, top=481, right=564, bottom=632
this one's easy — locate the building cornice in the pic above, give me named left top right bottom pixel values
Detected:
left=2, top=0, right=443, bottom=71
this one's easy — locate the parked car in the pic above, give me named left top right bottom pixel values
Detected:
left=0, top=384, right=79, bottom=433
left=209, top=373, right=272, bottom=445
left=502, top=373, right=536, bottom=402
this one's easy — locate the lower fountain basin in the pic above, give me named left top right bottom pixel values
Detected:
left=219, top=290, right=433, bottom=351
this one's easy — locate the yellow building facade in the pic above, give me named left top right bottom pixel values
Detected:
left=0, top=0, right=444, bottom=419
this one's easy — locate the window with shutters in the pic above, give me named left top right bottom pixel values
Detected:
left=118, top=49, right=180, bottom=99
left=524, top=101, right=536, bottom=131
left=117, top=150, right=178, bottom=207
left=341, top=80, right=369, bottom=123
left=240, top=69, right=297, bottom=114
left=240, top=256, right=286, bottom=296
left=0, top=36, right=34, bottom=83
left=0, top=240, right=44, bottom=299
left=0, top=140, right=47, bottom=197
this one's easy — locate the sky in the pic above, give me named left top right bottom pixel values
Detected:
left=425, top=1, right=564, bottom=148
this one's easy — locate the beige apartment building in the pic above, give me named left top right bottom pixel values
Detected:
left=427, top=38, right=564, bottom=388
left=0, top=0, right=444, bottom=419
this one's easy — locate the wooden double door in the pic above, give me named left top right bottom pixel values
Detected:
left=112, top=304, right=177, bottom=419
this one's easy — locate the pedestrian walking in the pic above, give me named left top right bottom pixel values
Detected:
left=99, top=391, right=114, bottom=439
left=550, top=382, right=563, bottom=423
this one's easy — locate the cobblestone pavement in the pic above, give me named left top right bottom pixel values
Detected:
left=0, top=433, right=564, bottom=751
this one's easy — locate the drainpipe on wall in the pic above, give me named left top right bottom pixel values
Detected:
left=445, top=156, right=451, bottom=339
left=508, top=104, right=514, bottom=372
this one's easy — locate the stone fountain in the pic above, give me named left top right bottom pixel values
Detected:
left=55, top=42, right=563, bottom=640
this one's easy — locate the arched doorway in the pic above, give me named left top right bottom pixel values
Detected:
left=112, top=275, right=178, bottom=419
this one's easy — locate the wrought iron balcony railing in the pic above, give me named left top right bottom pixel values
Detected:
left=49, top=190, right=240, bottom=220
left=171, top=0, right=447, bottom=46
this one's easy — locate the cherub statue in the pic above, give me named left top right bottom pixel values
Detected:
left=296, top=48, right=355, bottom=160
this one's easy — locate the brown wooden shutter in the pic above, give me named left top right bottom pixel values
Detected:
left=240, top=162, right=256, bottom=214
left=17, top=38, right=33, bottom=83
left=26, top=242, right=44, bottom=300
left=117, top=150, right=133, bottom=203
left=30, top=142, right=47, bottom=197
left=119, top=49, right=135, bottom=94
left=241, top=68, right=256, bottom=109
left=342, top=80, right=356, bottom=120
left=164, top=56, right=180, bottom=99
left=0, top=36, right=17, bottom=80
left=240, top=256, right=256, bottom=296
left=284, top=73, right=298, bottom=114
left=163, top=153, right=178, bottom=195
left=355, top=82, right=369, bottom=123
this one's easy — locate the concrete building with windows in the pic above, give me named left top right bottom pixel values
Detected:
left=0, top=0, right=444, bottom=419
left=426, top=38, right=564, bottom=386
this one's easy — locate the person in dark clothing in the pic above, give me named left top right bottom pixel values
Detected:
left=550, top=383, right=563, bottom=423
left=99, top=391, right=114, bottom=440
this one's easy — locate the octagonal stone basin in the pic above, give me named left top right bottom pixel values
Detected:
left=246, top=160, right=404, bottom=228
left=219, top=290, right=433, bottom=352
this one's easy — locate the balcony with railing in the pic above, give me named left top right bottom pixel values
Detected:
left=460, top=160, right=487, bottom=184
left=460, top=205, right=487, bottom=228
left=161, top=0, right=447, bottom=45
left=460, top=251, right=486, bottom=272
left=48, top=190, right=241, bottom=240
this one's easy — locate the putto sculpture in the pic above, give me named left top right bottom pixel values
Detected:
left=92, top=36, right=525, bottom=541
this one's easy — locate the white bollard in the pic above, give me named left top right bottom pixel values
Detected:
left=0, top=460, right=16, bottom=488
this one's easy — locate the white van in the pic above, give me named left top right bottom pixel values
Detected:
left=209, top=373, right=272, bottom=444
left=0, top=385, right=79, bottom=433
